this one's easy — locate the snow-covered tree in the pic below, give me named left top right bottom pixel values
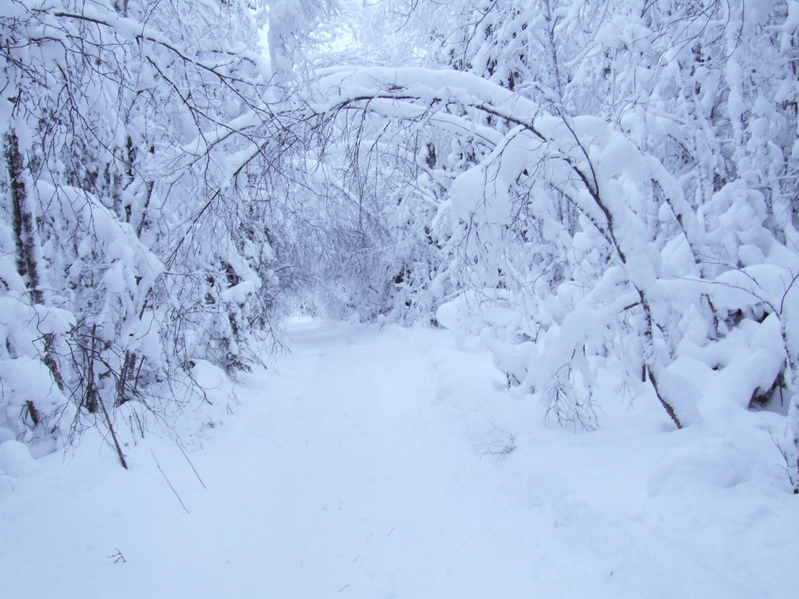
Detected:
left=0, top=0, right=281, bottom=459
left=3, top=0, right=799, bottom=492
left=298, top=1, right=799, bottom=489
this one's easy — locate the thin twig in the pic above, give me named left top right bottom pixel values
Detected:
left=151, top=449, right=190, bottom=514
left=175, top=439, right=206, bottom=489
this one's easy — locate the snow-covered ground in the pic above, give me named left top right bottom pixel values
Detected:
left=1, top=318, right=797, bottom=598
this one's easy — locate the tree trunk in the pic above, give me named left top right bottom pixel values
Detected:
left=5, top=131, right=65, bottom=392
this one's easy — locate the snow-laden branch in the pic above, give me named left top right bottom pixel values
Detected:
left=309, top=66, right=667, bottom=266
left=306, top=66, right=701, bottom=429
left=51, top=8, right=261, bottom=84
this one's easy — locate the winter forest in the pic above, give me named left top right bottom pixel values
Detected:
left=2, top=0, right=799, bottom=596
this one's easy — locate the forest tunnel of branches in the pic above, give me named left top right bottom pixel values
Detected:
left=2, top=0, right=799, bottom=492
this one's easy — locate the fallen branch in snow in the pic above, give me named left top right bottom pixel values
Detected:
left=151, top=449, right=190, bottom=514
left=477, top=420, right=517, bottom=461
left=176, top=440, right=207, bottom=490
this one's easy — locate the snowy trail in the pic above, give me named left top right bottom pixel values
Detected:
left=2, top=319, right=797, bottom=598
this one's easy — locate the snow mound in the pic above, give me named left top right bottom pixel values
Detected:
left=189, top=359, right=236, bottom=408
left=0, top=428, right=14, bottom=444
left=0, top=440, right=37, bottom=477
left=191, top=360, right=228, bottom=389
left=647, top=438, right=753, bottom=496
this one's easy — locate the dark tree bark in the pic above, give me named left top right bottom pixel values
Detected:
left=5, top=131, right=66, bottom=393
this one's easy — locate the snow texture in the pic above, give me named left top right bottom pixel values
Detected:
left=1, top=319, right=795, bottom=598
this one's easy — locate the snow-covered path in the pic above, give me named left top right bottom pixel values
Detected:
left=1, top=319, right=797, bottom=598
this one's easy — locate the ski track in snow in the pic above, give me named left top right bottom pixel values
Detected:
left=1, top=318, right=797, bottom=598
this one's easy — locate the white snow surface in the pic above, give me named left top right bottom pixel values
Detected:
left=1, top=318, right=796, bottom=598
